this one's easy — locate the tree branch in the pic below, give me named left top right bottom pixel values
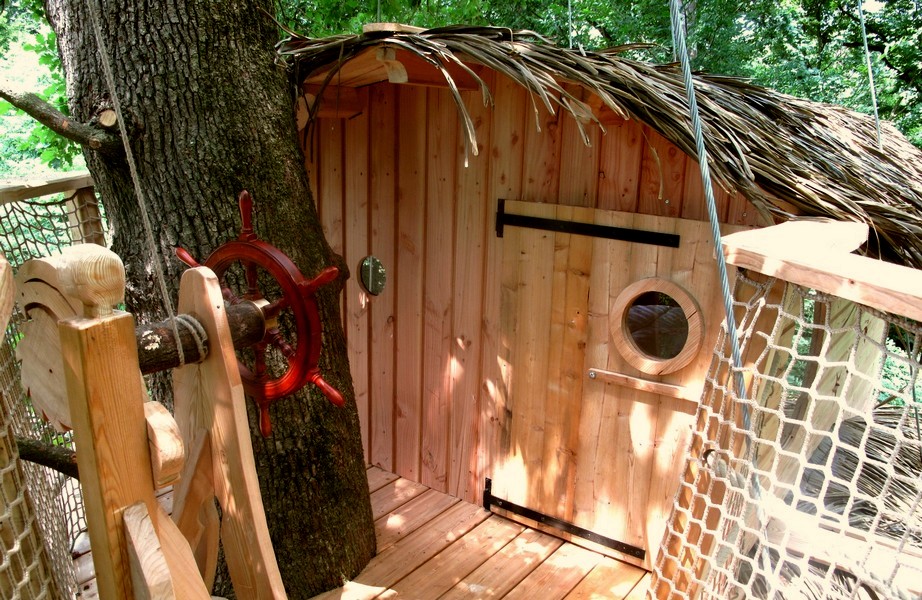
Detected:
left=15, top=437, right=79, bottom=480
left=0, top=80, right=123, bottom=155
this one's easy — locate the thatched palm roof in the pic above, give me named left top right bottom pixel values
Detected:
left=278, top=26, right=922, bottom=269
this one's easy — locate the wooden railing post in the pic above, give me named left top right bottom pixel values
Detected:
left=57, top=245, right=209, bottom=599
left=67, top=186, right=106, bottom=246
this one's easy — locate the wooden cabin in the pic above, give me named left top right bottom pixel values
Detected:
left=284, top=23, right=922, bottom=573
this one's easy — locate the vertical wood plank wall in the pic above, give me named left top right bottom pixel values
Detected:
left=304, top=73, right=760, bottom=506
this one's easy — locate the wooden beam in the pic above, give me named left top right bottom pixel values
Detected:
left=723, top=219, right=868, bottom=255
left=123, top=502, right=175, bottom=600
left=381, top=47, right=480, bottom=90
left=67, top=187, right=106, bottom=246
left=0, top=252, right=11, bottom=331
left=587, top=368, right=699, bottom=403
left=144, top=402, right=184, bottom=489
left=722, top=220, right=922, bottom=322
left=0, top=171, right=94, bottom=205
left=58, top=245, right=210, bottom=600
left=362, top=22, right=426, bottom=34
left=172, top=267, right=286, bottom=599
left=300, top=45, right=481, bottom=92
left=298, top=85, right=364, bottom=123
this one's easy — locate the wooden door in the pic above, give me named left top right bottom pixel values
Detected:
left=491, top=200, right=740, bottom=568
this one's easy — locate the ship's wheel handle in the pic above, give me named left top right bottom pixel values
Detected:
left=176, top=191, right=343, bottom=436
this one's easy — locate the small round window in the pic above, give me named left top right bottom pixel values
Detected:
left=610, top=278, right=703, bottom=375
left=359, top=256, right=386, bottom=296
left=626, top=292, right=688, bottom=359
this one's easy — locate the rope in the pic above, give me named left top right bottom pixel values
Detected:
left=857, top=0, right=883, bottom=148
left=667, top=0, right=748, bottom=429
left=86, top=0, right=186, bottom=366
left=174, top=313, right=209, bottom=365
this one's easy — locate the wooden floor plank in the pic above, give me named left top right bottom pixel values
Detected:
left=624, top=572, right=652, bottom=599
left=563, top=556, right=648, bottom=599
left=368, top=466, right=401, bottom=493
left=380, top=516, right=525, bottom=598
left=371, top=478, right=430, bottom=520
left=375, top=489, right=460, bottom=552
left=502, top=542, right=602, bottom=600
left=315, top=502, right=490, bottom=600
left=79, top=468, right=651, bottom=600
left=440, top=528, right=564, bottom=599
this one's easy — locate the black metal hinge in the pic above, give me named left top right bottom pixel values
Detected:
left=495, top=199, right=680, bottom=248
left=483, top=478, right=646, bottom=560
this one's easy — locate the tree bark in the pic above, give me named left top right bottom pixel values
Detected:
left=42, top=1, right=375, bottom=596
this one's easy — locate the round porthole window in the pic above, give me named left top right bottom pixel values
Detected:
left=610, top=278, right=703, bottom=375
left=359, top=256, right=386, bottom=296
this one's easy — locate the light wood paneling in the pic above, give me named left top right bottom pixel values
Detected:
left=639, top=124, right=688, bottom=217
left=597, top=119, right=644, bottom=213
left=420, top=88, right=458, bottom=491
left=304, top=73, right=757, bottom=516
left=559, top=86, right=601, bottom=207
left=495, top=205, right=744, bottom=568
left=478, top=74, right=527, bottom=506
left=449, top=82, right=492, bottom=499
left=394, top=85, right=427, bottom=482
left=344, top=95, right=371, bottom=462
left=521, top=91, right=561, bottom=203
left=319, top=119, right=345, bottom=256
left=369, top=84, right=398, bottom=471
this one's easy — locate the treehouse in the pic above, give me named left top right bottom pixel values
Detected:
left=2, top=23, right=922, bottom=600
left=286, top=21, right=922, bottom=586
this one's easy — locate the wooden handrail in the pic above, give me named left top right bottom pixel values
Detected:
left=0, top=171, right=93, bottom=205
left=587, top=368, right=699, bottom=403
left=722, top=220, right=922, bottom=323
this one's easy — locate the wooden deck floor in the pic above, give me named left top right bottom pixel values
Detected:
left=73, top=467, right=650, bottom=599
left=313, top=466, right=650, bottom=600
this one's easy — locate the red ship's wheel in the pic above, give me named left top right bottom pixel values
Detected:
left=176, top=190, right=343, bottom=436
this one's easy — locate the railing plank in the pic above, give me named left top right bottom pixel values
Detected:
left=0, top=171, right=93, bottom=204
left=722, top=220, right=922, bottom=322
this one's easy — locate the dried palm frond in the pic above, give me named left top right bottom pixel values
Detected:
left=279, top=26, right=922, bottom=269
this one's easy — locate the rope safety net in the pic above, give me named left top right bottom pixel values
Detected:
left=652, top=270, right=922, bottom=599
left=0, top=187, right=107, bottom=598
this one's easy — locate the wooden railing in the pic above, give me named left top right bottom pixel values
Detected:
left=0, top=170, right=104, bottom=246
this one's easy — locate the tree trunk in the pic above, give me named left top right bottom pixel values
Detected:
left=42, top=0, right=375, bottom=596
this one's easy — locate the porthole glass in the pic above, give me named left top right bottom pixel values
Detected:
left=626, top=292, right=689, bottom=360
left=610, top=278, right=703, bottom=375
left=359, top=256, right=386, bottom=296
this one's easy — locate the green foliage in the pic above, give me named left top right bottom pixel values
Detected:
left=736, top=0, right=921, bottom=147
left=879, top=336, right=922, bottom=406
left=2, top=0, right=920, bottom=179
left=19, top=26, right=81, bottom=168
left=0, top=0, right=81, bottom=175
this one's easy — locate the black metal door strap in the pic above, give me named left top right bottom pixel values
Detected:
left=495, top=199, right=681, bottom=248
left=482, top=478, right=646, bottom=560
